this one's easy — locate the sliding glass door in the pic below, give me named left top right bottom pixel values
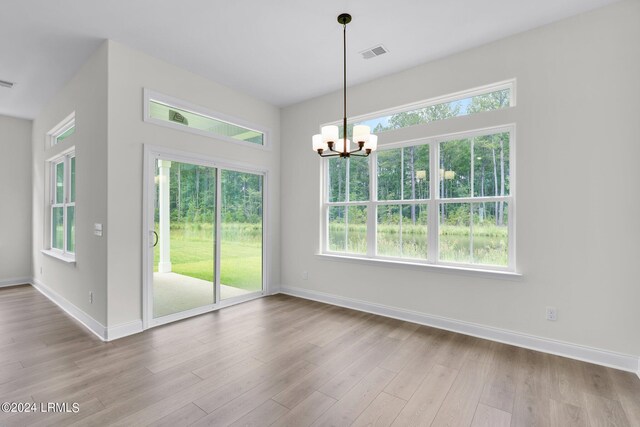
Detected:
left=148, top=155, right=264, bottom=325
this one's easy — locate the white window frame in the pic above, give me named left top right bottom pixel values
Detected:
left=142, top=89, right=271, bottom=150
left=48, top=150, right=76, bottom=261
left=47, top=112, right=75, bottom=147
left=320, top=81, right=518, bottom=275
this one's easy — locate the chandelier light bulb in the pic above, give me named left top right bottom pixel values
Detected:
left=312, top=134, right=326, bottom=152
left=334, top=138, right=351, bottom=153
left=321, top=125, right=339, bottom=143
left=352, top=125, right=370, bottom=143
left=364, top=134, right=378, bottom=151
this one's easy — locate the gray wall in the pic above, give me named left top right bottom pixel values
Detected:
left=0, top=115, right=32, bottom=284
left=280, top=0, right=640, bottom=356
left=106, top=41, right=281, bottom=327
left=31, top=43, right=109, bottom=325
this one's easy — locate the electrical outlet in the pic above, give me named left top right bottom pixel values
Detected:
left=546, top=306, right=557, bottom=321
left=89, top=292, right=93, bottom=304
left=302, top=271, right=308, bottom=280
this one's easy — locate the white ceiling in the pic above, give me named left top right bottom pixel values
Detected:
left=0, top=0, right=620, bottom=119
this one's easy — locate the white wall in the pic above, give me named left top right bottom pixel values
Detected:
left=106, top=41, right=281, bottom=327
left=281, top=0, right=640, bottom=357
left=31, top=43, right=109, bottom=325
left=0, top=115, right=32, bottom=284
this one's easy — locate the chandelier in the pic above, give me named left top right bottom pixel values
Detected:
left=312, top=13, right=378, bottom=158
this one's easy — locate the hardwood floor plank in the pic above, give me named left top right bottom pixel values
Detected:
left=391, top=364, right=458, bottom=427
left=311, top=367, right=396, bottom=427
left=549, top=398, right=590, bottom=427
left=379, top=327, right=432, bottom=373
left=148, top=403, right=207, bottom=427
left=228, top=399, right=289, bottom=427
left=431, top=359, right=489, bottom=427
left=479, top=342, right=519, bottom=413
left=192, top=361, right=315, bottom=426
left=272, top=321, right=389, bottom=409
left=470, top=403, right=511, bottom=427
left=609, top=369, right=640, bottom=426
left=546, top=354, right=588, bottom=408
left=69, top=372, right=203, bottom=426
left=581, top=362, right=619, bottom=401
left=583, top=392, right=631, bottom=427
left=318, top=336, right=399, bottom=400
left=271, top=391, right=337, bottom=427
left=511, top=348, right=552, bottom=426
left=192, top=349, right=316, bottom=414
left=384, top=329, right=447, bottom=401
left=112, top=357, right=264, bottom=426
left=351, top=391, right=406, bottom=427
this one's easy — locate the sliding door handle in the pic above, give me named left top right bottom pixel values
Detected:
left=152, top=231, right=159, bottom=247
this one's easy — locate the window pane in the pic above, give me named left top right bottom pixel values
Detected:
left=439, top=203, right=471, bottom=263
left=55, top=162, right=65, bottom=203
left=347, top=206, right=367, bottom=254
left=377, top=205, right=401, bottom=257
left=66, top=206, right=75, bottom=253
left=328, top=158, right=346, bottom=203
left=440, top=139, right=471, bottom=198
left=473, top=202, right=508, bottom=266
left=377, top=149, right=401, bottom=201
left=56, top=125, right=75, bottom=144
left=349, top=156, right=369, bottom=201
left=149, top=100, right=264, bottom=145
left=328, top=206, right=346, bottom=251
left=220, top=170, right=262, bottom=295
left=70, top=157, right=76, bottom=203
left=402, top=204, right=428, bottom=259
left=473, top=133, right=510, bottom=197
left=355, top=88, right=511, bottom=133
left=402, top=145, right=429, bottom=200
left=52, top=207, right=64, bottom=250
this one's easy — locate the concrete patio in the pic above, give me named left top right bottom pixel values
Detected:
left=153, top=272, right=253, bottom=318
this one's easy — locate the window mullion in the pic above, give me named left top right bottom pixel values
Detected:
left=367, top=152, right=377, bottom=257
left=63, top=156, right=68, bottom=253
left=428, top=141, right=439, bottom=263
left=344, top=160, right=350, bottom=252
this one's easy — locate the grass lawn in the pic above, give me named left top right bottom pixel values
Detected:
left=154, top=223, right=262, bottom=293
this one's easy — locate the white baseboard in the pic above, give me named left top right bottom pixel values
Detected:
left=0, top=277, right=32, bottom=288
left=279, top=286, right=640, bottom=374
left=107, top=320, right=144, bottom=340
left=31, top=278, right=107, bottom=341
left=29, top=279, right=145, bottom=342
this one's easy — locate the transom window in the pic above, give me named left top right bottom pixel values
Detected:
left=144, top=90, right=267, bottom=147
left=48, top=112, right=75, bottom=146
left=323, top=127, right=514, bottom=271
left=336, top=80, right=514, bottom=136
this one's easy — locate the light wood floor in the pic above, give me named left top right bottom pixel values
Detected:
left=1, top=285, right=639, bottom=427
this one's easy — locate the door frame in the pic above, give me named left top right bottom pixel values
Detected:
left=142, top=144, right=270, bottom=329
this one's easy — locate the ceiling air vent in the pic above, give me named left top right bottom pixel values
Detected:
left=0, top=79, right=14, bottom=89
left=360, top=45, right=388, bottom=59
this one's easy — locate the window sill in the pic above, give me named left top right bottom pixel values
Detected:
left=316, top=253, right=522, bottom=281
left=41, top=249, right=76, bottom=265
